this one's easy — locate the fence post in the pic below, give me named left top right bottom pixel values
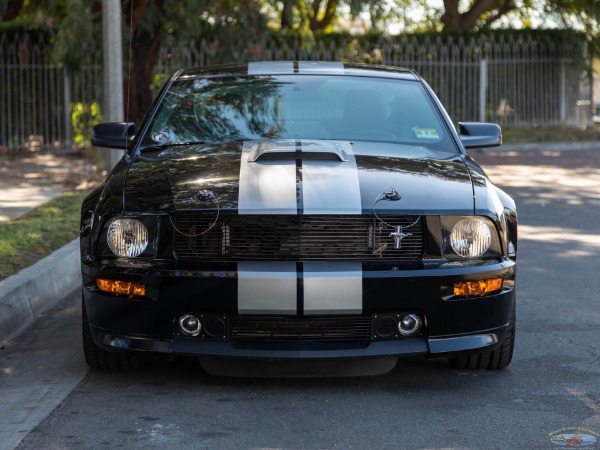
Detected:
left=63, top=68, right=72, bottom=150
left=559, top=60, right=566, bottom=123
left=479, top=59, right=488, bottom=122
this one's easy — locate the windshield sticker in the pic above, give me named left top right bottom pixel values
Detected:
left=413, top=128, right=439, bottom=139
left=151, top=131, right=169, bottom=143
left=193, top=79, right=211, bottom=90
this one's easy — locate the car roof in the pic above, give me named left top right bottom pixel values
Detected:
left=176, top=61, right=419, bottom=81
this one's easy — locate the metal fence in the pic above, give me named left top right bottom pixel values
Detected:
left=0, top=33, right=102, bottom=151
left=0, top=33, right=593, bottom=151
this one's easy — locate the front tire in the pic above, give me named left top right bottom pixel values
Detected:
left=449, top=301, right=515, bottom=370
left=82, top=297, right=140, bottom=370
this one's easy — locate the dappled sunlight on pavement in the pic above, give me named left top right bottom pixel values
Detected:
left=484, top=163, right=600, bottom=185
left=0, top=151, right=100, bottom=222
left=474, top=149, right=600, bottom=268
left=476, top=150, right=600, bottom=215
left=518, top=224, right=600, bottom=257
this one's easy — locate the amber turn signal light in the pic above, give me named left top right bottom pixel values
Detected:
left=96, top=278, right=145, bottom=297
left=454, top=278, right=502, bottom=297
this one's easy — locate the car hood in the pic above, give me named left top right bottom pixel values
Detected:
left=124, top=140, right=475, bottom=215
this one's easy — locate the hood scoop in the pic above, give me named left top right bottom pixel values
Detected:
left=248, top=140, right=349, bottom=162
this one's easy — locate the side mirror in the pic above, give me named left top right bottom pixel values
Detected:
left=91, top=122, right=136, bottom=149
left=458, top=122, right=502, bottom=149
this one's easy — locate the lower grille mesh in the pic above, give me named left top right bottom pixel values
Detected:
left=230, top=316, right=372, bottom=342
left=174, top=214, right=424, bottom=261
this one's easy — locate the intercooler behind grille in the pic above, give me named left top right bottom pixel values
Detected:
left=230, top=316, right=372, bottom=342
left=174, top=214, right=424, bottom=261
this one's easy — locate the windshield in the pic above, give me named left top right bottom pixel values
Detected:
left=140, top=74, right=456, bottom=155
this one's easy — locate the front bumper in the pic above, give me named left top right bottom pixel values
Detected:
left=82, top=259, right=515, bottom=360
left=90, top=324, right=508, bottom=359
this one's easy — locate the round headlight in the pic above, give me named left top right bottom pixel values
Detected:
left=450, top=218, right=491, bottom=257
left=107, top=218, right=148, bottom=257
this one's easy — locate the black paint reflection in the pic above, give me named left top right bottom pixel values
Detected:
left=355, top=155, right=471, bottom=183
left=126, top=142, right=244, bottom=211
left=144, top=78, right=288, bottom=145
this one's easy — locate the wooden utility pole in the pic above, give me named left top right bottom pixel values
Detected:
left=102, top=0, right=124, bottom=168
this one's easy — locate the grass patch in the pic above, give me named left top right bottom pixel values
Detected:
left=503, top=125, right=600, bottom=144
left=0, top=190, right=89, bottom=281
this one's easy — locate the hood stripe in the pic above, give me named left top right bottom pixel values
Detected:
left=238, top=142, right=297, bottom=214
left=301, top=141, right=362, bottom=214
left=238, top=140, right=361, bottom=215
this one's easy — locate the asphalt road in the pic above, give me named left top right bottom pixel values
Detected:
left=2, top=149, right=600, bottom=450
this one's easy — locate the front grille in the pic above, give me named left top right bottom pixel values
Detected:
left=174, top=214, right=424, bottom=261
left=230, top=315, right=372, bottom=342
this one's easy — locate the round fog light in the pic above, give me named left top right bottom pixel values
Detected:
left=179, top=314, right=201, bottom=336
left=398, top=314, right=422, bottom=336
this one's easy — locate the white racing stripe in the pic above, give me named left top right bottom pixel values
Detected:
left=303, top=262, right=362, bottom=315
left=238, top=142, right=297, bottom=214
left=237, top=137, right=364, bottom=316
left=237, top=262, right=297, bottom=314
left=298, top=61, right=344, bottom=74
left=248, top=61, right=294, bottom=75
left=301, top=141, right=362, bottom=214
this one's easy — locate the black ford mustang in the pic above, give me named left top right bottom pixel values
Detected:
left=81, top=62, right=517, bottom=371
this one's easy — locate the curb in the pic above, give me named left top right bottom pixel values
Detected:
left=0, top=239, right=80, bottom=344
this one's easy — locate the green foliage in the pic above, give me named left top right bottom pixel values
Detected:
left=71, top=102, right=103, bottom=145
left=3, top=0, right=596, bottom=67
left=52, top=0, right=99, bottom=69
left=502, top=125, right=600, bottom=144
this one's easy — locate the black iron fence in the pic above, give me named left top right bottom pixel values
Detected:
left=0, top=33, right=593, bottom=151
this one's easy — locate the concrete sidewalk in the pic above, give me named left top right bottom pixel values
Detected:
left=0, top=150, right=90, bottom=222
left=0, top=187, right=65, bottom=222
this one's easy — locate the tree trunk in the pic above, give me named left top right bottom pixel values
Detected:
left=440, top=0, right=461, bottom=29
left=122, top=0, right=166, bottom=125
left=309, top=0, right=339, bottom=31
left=124, top=25, right=165, bottom=125
left=280, top=0, right=294, bottom=29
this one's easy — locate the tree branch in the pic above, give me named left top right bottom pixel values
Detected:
left=319, top=0, right=339, bottom=30
left=311, top=0, right=321, bottom=20
left=459, top=0, right=503, bottom=29
left=484, top=0, right=516, bottom=27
